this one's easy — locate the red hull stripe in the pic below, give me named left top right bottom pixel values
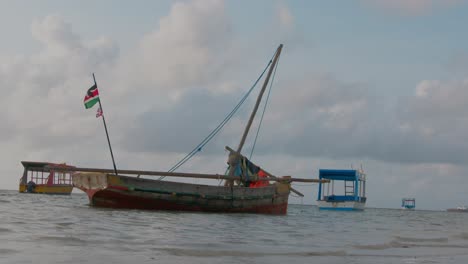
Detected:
left=108, top=185, right=129, bottom=191
left=90, top=188, right=288, bottom=215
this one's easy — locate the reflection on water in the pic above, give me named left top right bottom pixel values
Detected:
left=1, top=190, right=468, bottom=264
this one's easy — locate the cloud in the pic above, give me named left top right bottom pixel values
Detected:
left=114, top=0, right=262, bottom=160
left=243, top=73, right=372, bottom=159
left=277, top=3, right=294, bottom=29
left=362, top=0, right=464, bottom=15
left=390, top=79, right=468, bottom=164
left=121, top=89, right=250, bottom=155
left=232, top=73, right=468, bottom=167
left=0, top=15, right=119, bottom=151
left=120, top=51, right=468, bottom=166
left=31, top=15, right=82, bottom=54
left=112, top=0, right=233, bottom=102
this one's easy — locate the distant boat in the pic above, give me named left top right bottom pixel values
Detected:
left=401, top=198, right=416, bottom=210
left=316, top=169, right=367, bottom=211
left=19, top=161, right=74, bottom=195
left=447, top=206, right=468, bottom=212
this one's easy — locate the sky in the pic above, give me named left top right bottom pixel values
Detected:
left=1, top=0, right=468, bottom=210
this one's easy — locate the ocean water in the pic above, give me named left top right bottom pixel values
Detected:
left=1, top=190, right=468, bottom=264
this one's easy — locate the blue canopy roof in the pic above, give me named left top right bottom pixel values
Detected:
left=319, top=169, right=359, bottom=181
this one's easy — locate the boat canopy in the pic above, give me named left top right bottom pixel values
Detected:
left=317, top=168, right=367, bottom=208
left=319, top=169, right=363, bottom=181
left=21, top=161, right=75, bottom=169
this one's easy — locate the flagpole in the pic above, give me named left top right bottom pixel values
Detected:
left=93, top=73, right=118, bottom=176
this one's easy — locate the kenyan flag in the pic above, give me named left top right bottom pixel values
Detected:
left=84, top=84, right=99, bottom=109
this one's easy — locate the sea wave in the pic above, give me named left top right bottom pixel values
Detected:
left=156, top=247, right=347, bottom=257
left=0, top=248, right=19, bottom=255
left=0, top=227, right=12, bottom=233
left=34, top=235, right=87, bottom=246
left=454, top=233, right=468, bottom=240
left=394, top=236, right=449, bottom=243
left=353, top=240, right=468, bottom=250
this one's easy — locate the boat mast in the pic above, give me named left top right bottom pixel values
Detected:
left=227, top=44, right=283, bottom=184
left=237, top=44, right=282, bottom=154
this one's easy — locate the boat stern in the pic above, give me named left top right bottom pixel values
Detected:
left=72, top=172, right=109, bottom=200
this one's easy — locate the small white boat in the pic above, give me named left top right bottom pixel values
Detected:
left=447, top=206, right=468, bottom=212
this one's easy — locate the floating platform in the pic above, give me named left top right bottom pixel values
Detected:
left=317, top=169, right=367, bottom=211
left=401, top=198, right=416, bottom=210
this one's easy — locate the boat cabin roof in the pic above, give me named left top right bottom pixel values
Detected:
left=21, top=161, right=75, bottom=169
left=319, top=169, right=365, bottom=181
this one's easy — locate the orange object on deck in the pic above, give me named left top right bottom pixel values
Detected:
left=249, top=170, right=269, bottom=188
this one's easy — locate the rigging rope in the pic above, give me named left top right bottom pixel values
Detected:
left=158, top=54, right=276, bottom=180
left=249, top=52, right=281, bottom=160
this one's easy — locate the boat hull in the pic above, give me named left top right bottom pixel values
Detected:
left=73, top=173, right=290, bottom=215
left=19, top=184, right=73, bottom=195
left=317, top=200, right=366, bottom=211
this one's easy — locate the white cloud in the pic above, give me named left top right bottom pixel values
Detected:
left=112, top=0, right=234, bottom=102
left=415, top=80, right=435, bottom=97
left=31, top=15, right=82, bottom=54
left=0, top=15, right=119, bottom=170
left=402, top=79, right=468, bottom=122
left=277, top=3, right=294, bottom=29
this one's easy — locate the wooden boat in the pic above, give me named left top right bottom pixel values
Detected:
left=66, top=44, right=325, bottom=214
left=72, top=168, right=292, bottom=214
left=19, top=161, right=74, bottom=195
left=317, top=169, right=367, bottom=211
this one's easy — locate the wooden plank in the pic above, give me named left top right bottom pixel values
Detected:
left=27, top=166, right=327, bottom=185
left=29, top=167, right=238, bottom=181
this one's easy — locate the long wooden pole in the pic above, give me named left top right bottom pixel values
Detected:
left=93, top=73, right=118, bottom=176
left=29, top=166, right=328, bottom=183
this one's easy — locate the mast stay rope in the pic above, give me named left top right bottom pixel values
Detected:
left=249, top=51, right=281, bottom=160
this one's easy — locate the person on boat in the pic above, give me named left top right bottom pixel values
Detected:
left=26, top=181, right=36, bottom=193
left=249, top=169, right=268, bottom=188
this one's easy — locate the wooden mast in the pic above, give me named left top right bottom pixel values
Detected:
left=237, top=44, right=282, bottom=154
left=226, top=44, right=283, bottom=186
